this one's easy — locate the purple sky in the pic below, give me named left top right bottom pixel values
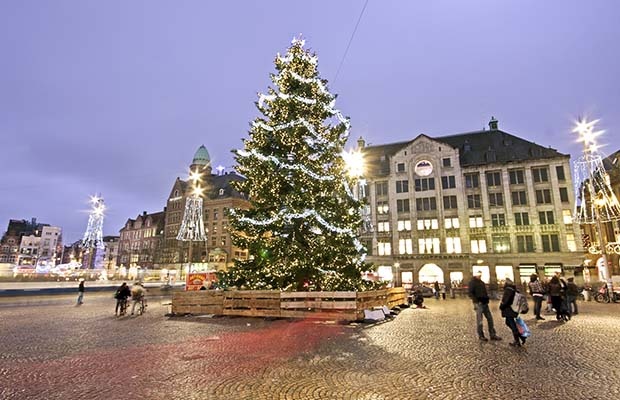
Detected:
left=1, top=0, right=619, bottom=243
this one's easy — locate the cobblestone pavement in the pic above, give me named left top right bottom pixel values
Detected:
left=1, top=294, right=619, bottom=399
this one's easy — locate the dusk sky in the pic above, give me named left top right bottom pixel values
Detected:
left=1, top=1, right=619, bottom=243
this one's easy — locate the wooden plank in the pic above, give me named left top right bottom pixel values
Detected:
left=279, top=309, right=357, bottom=320
left=280, top=291, right=356, bottom=299
left=279, top=301, right=357, bottom=310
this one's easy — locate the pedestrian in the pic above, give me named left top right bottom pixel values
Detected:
left=76, top=278, right=85, bottom=305
left=566, top=277, right=579, bottom=315
left=433, top=281, right=440, bottom=300
left=499, top=278, right=527, bottom=347
left=114, top=282, right=131, bottom=316
left=468, top=271, right=502, bottom=342
left=548, top=276, right=565, bottom=321
left=528, top=274, right=546, bottom=320
left=130, top=282, right=146, bottom=315
left=440, top=283, right=446, bottom=300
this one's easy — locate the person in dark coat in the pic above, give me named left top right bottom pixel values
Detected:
left=114, top=282, right=131, bottom=316
left=566, top=277, right=579, bottom=315
left=528, top=274, right=546, bottom=320
left=433, top=281, right=440, bottom=299
left=548, top=276, right=564, bottom=321
left=76, top=279, right=85, bottom=305
left=499, top=278, right=526, bottom=347
left=468, top=271, right=501, bottom=341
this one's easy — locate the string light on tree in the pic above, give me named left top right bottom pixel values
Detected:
left=177, top=169, right=208, bottom=272
left=224, top=36, right=373, bottom=291
left=81, top=195, right=106, bottom=269
left=572, top=118, right=620, bottom=289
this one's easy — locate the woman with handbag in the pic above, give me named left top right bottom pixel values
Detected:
left=499, top=278, right=527, bottom=347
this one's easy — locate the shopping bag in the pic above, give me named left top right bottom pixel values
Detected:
left=515, top=316, right=531, bottom=337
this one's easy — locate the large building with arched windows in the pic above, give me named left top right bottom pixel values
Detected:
left=359, top=117, right=583, bottom=288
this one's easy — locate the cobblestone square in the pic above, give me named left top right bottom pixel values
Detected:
left=1, top=294, right=619, bottom=399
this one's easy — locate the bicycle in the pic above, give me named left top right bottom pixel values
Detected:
left=117, top=298, right=128, bottom=316
left=137, top=297, right=147, bottom=315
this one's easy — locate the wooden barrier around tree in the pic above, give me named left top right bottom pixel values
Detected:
left=171, top=287, right=408, bottom=321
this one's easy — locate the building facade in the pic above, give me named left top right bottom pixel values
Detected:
left=103, top=236, right=120, bottom=270
left=0, top=219, right=61, bottom=265
left=160, top=145, right=249, bottom=271
left=359, top=118, right=582, bottom=287
left=118, top=211, right=165, bottom=268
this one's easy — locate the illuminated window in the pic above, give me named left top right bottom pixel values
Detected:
left=378, top=242, right=392, bottom=256
left=566, top=233, right=576, bottom=251
left=397, top=220, right=411, bottom=231
left=417, top=219, right=438, bottom=230
left=446, top=237, right=462, bottom=254
left=469, top=216, right=483, bottom=228
left=471, top=239, right=487, bottom=253
left=377, top=222, right=390, bottom=232
left=563, top=210, right=573, bottom=224
left=399, top=239, right=413, bottom=254
left=418, top=238, right=440, bottom=254
left=445, top=217, right=460, bottom=229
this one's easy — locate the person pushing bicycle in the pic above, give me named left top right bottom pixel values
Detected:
left=130, top=282, right=147, bottom=315
left=115, top=282, right=131, bottom=316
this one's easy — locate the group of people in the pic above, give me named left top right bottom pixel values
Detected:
left=469, top=271, right=580, bottom=348
left=114, top=282, right=147, bottom=316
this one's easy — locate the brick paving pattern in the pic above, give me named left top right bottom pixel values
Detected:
left=1, top=294, right=619, bottom=399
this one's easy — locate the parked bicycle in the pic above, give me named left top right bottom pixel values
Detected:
left=594, top=285, right=620, bottom=303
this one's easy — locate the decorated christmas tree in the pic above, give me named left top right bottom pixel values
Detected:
left=225, top=37, right=371, bottom=291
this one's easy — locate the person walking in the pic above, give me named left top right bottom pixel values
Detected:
left=114, top=282, right=131, bottom=316
left=468, top=271, right=502, bottom=342
left=433, top=281, right=440, bottom=300
left=130, top=282, right=146, bottom=315
left=76, top=279, right=85, bottom=305
left=528, top=274, right=546, bottom=320
left=548, top=276, right=564, bottom=321
left=566, top=277, right=579, bottom=315
left=499, top=278, right=526, bottom=347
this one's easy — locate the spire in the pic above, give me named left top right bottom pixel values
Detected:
left=192, top=145, right=211, bottom=166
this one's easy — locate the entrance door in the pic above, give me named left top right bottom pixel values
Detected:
left=419, top=263, right=444, bottom=284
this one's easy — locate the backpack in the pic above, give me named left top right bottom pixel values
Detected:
left=511, top=290, right=529, bottom=314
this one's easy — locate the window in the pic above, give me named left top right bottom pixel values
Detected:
left=517, top=235, right=535, bottom=252
left=514, top=212, right=530, bottom=226
left=471, top=239, right=487, bottom=253
left=532, top=167, right=549, bottom=183
left=418, top=238, right=440, bottom=254
left=464, top=173, right=480, bottom=188
left=442, top=158, right=451, bottom=167
left=416, top=197, right=437, bottom=211
left=563, top=209, right=573, bottom=224
left=441, top=176, right=456, bottom=189
left=486, top=171, right=502, bottom=187
left=541, top=234, right=560, bottom=252
left=511, top=191, right=527, bottom=206
left=396, top=163, right=406, bottom=173
left=377, top=201, right=389, bottom=214
left=399, top=239, right=413, bottom=255
left=488, top=192, right=504, bottom=207
left=417, top=219, right=439, bottom=230
left=213, top=209, right=219, bottom=220
left=445, top=217, right=460, bottom=229
left=556, top=165, right=566, bottom=181
left=559, top=187, right=569, bottom=203
left=397, top=199, right=410, bottom=213
left=375, top=181, right=388, bottom=196
left=378, top=241, right=392, bottom=256
left=415, top=178, right=435, bottom=191
left=469, top=215, right=483, bottom=228
left=467, top=194, right=481, bottom=209
left=377, top=222, right=390, bottom=232
left=539, top=211, right=554, bottom=225
left=535, top=189, right=552, bottom=204
left=396, top=180, right=409, bottom=193
left=491, top=213, right=506, bottom=226
left=493, top=235, right=511, bottom=253
left=566, top=233, right=577, bottom=251
left=443, top=195, right=458, bottom=209
left=446, top=237, right=462, bottom=254
left=509, top=169, right=525, bottom=185
left=397, top=220, right=412, bottom=231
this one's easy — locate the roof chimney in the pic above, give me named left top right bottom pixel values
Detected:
left=357, top=136, right=366, bottom=149
left=488, top=116, right=499, bottom=131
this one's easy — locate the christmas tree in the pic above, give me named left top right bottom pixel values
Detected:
left=225, top=37, right=371, bottom=291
